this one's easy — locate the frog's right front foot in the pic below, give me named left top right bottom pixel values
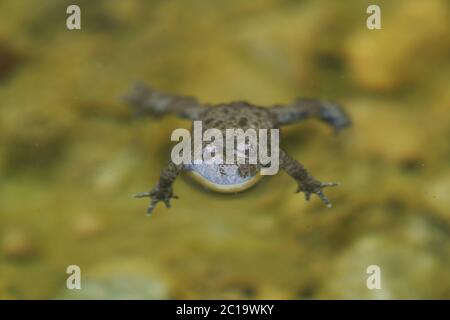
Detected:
left=134, top=185, right=178, bottom=214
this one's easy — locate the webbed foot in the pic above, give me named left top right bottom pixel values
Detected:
left=134, top=185, right=178, bottom=214
left=296, top=179, right=338, bottom=208
left=319, top=102, right=351, bottom=132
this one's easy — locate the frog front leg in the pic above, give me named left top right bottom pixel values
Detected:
left=134, top=161, right=183, bottom=214
left=271, top=98, right=351, bottom=132
left=123, top=82, right=202, bottom=120
left=279, top=149, right=338, bottom=207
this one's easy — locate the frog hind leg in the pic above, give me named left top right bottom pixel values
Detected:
left=270, top=98, right=351, bottom=132
left=123, top=82, right=203, bottom=120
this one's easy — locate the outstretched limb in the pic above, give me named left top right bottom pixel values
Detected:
left=123, top=82, right=202, bottom=120
left=280, top=149, right=338, bottom=207
left=270, top=98, right=351, bottom=131
left=134, top=161, right=183, bottom=214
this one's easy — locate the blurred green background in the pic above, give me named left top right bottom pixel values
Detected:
left=0, top=0, right=449, bottom=299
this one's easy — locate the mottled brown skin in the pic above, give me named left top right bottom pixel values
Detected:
left=124, top=83, right=351, bottom=214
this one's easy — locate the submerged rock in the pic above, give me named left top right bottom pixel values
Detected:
left=1, top=229, right=36, bottom=259
left=320, top=215, right=450, bottom=299
left=57, top=260, right=170, bottom=300
left=346, top=0, right=449, bottom=92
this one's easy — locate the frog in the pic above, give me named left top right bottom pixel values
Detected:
left=124, top=83, right=351, bottom=214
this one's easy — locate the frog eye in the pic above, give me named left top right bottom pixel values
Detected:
left=185, top=163, right=261, bottom=193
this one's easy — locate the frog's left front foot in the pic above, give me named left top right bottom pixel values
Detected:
left=296, top=179, right=338, bottom=208
left=134, top=185, right=178, bottom=214
left=280, top=149, right=340, bottom=208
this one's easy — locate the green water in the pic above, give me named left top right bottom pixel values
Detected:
left=0, top=0, right=449, bottom=299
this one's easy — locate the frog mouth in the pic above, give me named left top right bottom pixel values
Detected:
left=184, top=163, right=262, bottom=193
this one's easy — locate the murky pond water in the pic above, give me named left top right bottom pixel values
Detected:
left=0, top=0, right=449, bottom=299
